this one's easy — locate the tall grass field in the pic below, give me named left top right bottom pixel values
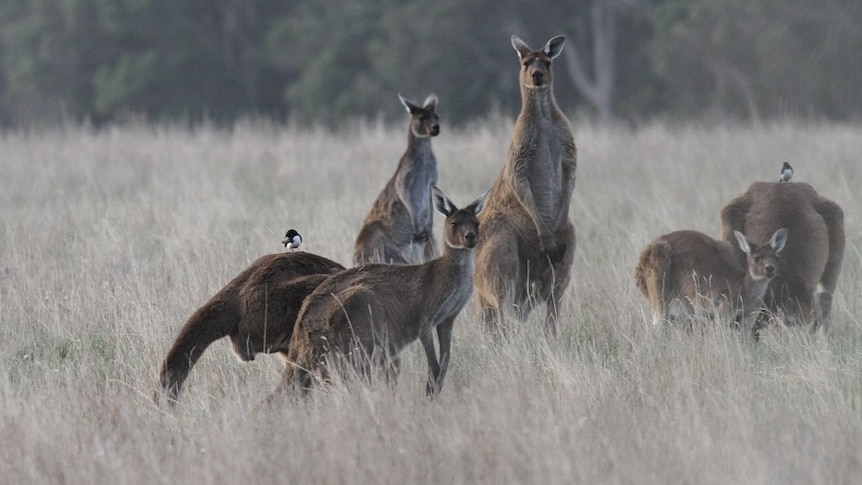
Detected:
left=1, top=119, right=860, bottom=483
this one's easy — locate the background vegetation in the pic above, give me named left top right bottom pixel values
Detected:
left=1, top=119, right=860, bottom=482
left=1, top=0, right=861, bottom=126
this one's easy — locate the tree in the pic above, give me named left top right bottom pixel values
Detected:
left=0, top=0, right=294, bottom=124
left=264, top=1, right=386, bottom=125
left=265, top=0, right=524, bottom=126
left=0, top=0, right=108, bottom=124
left=92, top=0, right=292, bottom=121
left=563, top=0, right=617, bottom=122
left=503, top=0, right=660, bottom=122
left=648, top=0, right=862, bottom=121
left=1, top=0, right=860, bottom=126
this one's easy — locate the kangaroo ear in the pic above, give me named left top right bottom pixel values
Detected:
left=423, top=93, right=438, bottom=110
left=468, top=190, right=489, bottom=216
left=733, top=230, right=752, bottom=254
left=544, top=35, right=565, bottom=59
left=771, top=228, right=789, bottom=252
left=511, top=34, right=531, bottom=60
left=398, top=93, right=420, bottom=114
left=432, top=186, right=456, bottom=217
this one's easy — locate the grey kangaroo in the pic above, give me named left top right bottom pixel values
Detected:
left=354, top=93, right=441, bottom=265
left=474, top=35, right=577, bottom=336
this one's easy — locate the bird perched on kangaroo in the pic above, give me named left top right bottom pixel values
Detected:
left=474, top=35, right=577, bottom=336
left=779, top=162, right=793, bottom=182
left=353, top=93, right=441, bottom=265
left=156, top=246, right=345, bottom=403
left=280, top=187, right=487, bottom=399
left=282, top=228, right=302, bottom=250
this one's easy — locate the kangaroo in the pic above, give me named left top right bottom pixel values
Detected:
left=157, top=250, right=345, bottom=402
left=353, top=93, right=441, bottom=265
left=635, top=228, right=789, bottom=337
left=281, top=187, right=486, bottom=398
left=720, top=181, right=844, bottom=333
left=474, top=35, right=577, bottom=335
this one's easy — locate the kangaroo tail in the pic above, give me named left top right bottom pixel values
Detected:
left=158, top=299, right=239, bottom=403
left=635, top=241, right=673, bottom=323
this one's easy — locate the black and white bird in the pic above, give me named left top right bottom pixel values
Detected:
left=282, top=229, right=302, bottom=250
left=779, top=162, right=793, bottom=182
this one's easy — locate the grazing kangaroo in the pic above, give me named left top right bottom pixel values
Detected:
left=157, top=250, right=345, bottom=402
left=282, top=187, right=486, bottom=398
left=720, top=181, right=844, bottom=333
left=474, top=35, right=577, bottom=335
left=635, top=228, right=788, bottom=337
left=353, top=93, right=441, bottom=265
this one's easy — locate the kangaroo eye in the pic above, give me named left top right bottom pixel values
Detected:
left=753, top=256, right=761, bottom=263
left=544, top=60, right=551, bottom=67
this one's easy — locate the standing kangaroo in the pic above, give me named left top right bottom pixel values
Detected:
left=474, top=35, right=577, bottom=335
left=157, top=250, right=345, bottom=402
left=635, top=228, right=788, bottom=337
left=282, top=187, right=487, bottom=398
left=353, top=93, right=441, bottom=265
left=720, top=181, right=844, bottom=333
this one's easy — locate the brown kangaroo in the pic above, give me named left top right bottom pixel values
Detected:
left=720, top=180, right=844, bottom=333
left=157, top=250, right=345, bottom=402
left=474, top=35, right=577, bottom=335
left=635, top=228, right=788, bottom=337
left=282, top=187, right=486, bottom=398
left=353, top=93, right=441, bottom=265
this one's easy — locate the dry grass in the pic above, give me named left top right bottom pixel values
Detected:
left=1, top=119, right=861, bottom=484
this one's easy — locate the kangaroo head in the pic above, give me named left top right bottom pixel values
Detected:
left=432, top=187, right=488, bottom=249
left=734, top=228, right=789, bottom=280
left=511, top=35, right=565, bottom=90
left=399, top=93, right=440, bottom=138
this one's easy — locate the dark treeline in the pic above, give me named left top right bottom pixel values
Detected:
left=0, top=0, right=860, bottom=127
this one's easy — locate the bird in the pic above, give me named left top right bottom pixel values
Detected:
left=779, top=162, right=793, bottom=182
left=282, top=229, right=302, bottom=250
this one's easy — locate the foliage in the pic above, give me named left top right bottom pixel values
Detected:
left=0, top=0, right=860, bottom=125
left=0, top=0, right=294, bottom=124
left=649, top=0, right=862, bottom=120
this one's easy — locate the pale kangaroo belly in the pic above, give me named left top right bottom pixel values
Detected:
left=527, top=139, right=565, bottom=227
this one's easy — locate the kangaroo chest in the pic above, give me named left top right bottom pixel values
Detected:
left=521, top=126, right=565, bottom=223
left=416, top=264, right=474, bottom=331
left=410, top=155, right=438, bottom=228
left=393, top=148, right=438, bottom=229
left=432, top=283, right=472, bottom=324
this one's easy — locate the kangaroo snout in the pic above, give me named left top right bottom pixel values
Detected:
left=764, top=264, right=776, bottom=278
left=464, top=231, right=477, bottom=248
left=430, top=124, right=440, bottom=136
left=531, top=70, right=544, bottom=85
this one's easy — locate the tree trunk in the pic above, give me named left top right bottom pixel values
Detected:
left=563, top=0, right=617, bottom=121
